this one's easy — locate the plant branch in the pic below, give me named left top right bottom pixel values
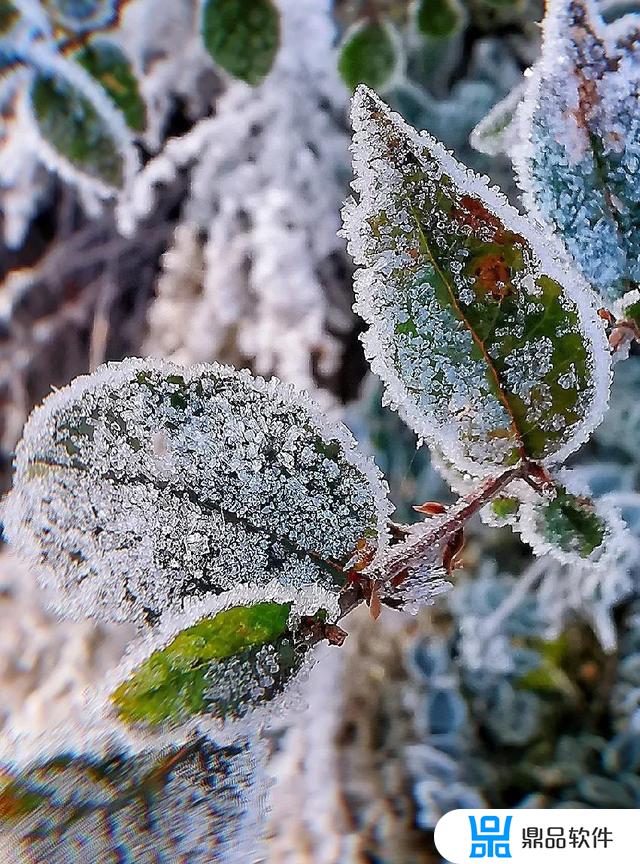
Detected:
left=326, top=459, right=547, bottom=630
left=370, top=462, right=528, bottom=586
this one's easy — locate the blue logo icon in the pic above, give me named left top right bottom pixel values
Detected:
left=469, top=815, right=512, bottom=858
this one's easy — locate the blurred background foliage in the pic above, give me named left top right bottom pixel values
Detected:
left=2, top=0, right=640, bottom=862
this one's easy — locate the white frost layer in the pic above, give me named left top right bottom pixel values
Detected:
left=122, top=0, right=353, bottom=402
left=343, top=86, right=611, bottom=478
left=97, top=581, right=341, bottom=746
left=3, top=356, right=392, bottom=623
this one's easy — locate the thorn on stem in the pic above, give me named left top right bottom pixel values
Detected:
left=324, top=623, right=348, bottom=646
left=413, top=501, right=448, bottom=515
left=597, top=307, right=615, bottom=325
left=609, top=321, right=640, bottom=352
left=443, top=527, right=465, bottom=576
left=522, top=460, right=555, bottom=494
left=369, top=581, right=382, bottom=620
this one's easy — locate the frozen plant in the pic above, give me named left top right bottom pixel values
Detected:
left=5, top=22, right=640, bottom=846
left=474, top=0, right=640, bottom=329
left=0, top=0, right=283, bottom=247
left=0, top=728, right=265, bottom=863
left=137, top=0, right=354, bottom=398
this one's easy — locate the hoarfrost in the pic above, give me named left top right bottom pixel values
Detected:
left=128, top=0, right=353, bottom=401
left=0, top=729, right=265, bottom=864
left=515, top=0, right=640, bottom=305
left=101, top=583, right=336, bottom=740
left=516, top=468, right=632, bottom=568
left=343, top=86, right=611, bottom=477
left=2, top=358, right=391, bottom=622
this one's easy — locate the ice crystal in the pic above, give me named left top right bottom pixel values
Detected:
left=342, top=86, right=611, bottom=477
left=515, top=0, right=640, bottom=305
left=104, top=584, right=334, bottom=737
left=2, top=358, right=391, bottom=622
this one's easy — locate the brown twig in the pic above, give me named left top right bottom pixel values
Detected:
left=370, top=462, right=529, bottom=586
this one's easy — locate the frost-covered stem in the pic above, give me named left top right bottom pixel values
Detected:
left=372, top=462, right=534, bottom=587
left=331, top=462, right=544, bottom=625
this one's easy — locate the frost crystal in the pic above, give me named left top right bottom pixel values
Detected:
left=343, top=86, right=611, bottom=476
left=103, top=583, right=335, bottom=737
left=2, top=358, right=390, bottom=622
left=515, top=0, right=640, bottom=304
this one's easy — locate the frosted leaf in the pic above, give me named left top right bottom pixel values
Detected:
left=614, top=287, right=640, bottom=326
left=201, top=0, right=280, bottom=86
left=2, top=358, right=391, bottom=622
left=343, top=86, right=611, bottom=477
left=30, top=71, right=124, bottom=188
left=74, top=40, right=147, bottom=132
left=104, top=584, right=334, bottom=735
left=517, top=471, right=628, bottom=566
left=23, top=38, right=140, bottom=194
left=470, top=80, right=526, bottom=157
left=0, top=733, right=262, bottom=864
left=515, top=0, right=640, bottom=305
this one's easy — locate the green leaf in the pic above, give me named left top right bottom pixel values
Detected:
left=491, top=496, right=520, bottom=520
left=517, top=0, right=640, bottom=305
left=338, top=20, right=399, bottom=92
left=31, top=73, right=124, bottom=187
left=3, top=358, right=390, bottom=621
left=342, top=87, right=610, bottom=477
left=74, top=41, right=146, bottom=132
left=0, top=0, right=18, bottom=34
left=0, top=737, right=259, bottom=861
left=416, top=0, right=464, bottom=38
left=537, top=486, right=606, bottom=559
left=201, top=0, right=280, bottom=86
left=110, top=600, right=310, bottom=727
